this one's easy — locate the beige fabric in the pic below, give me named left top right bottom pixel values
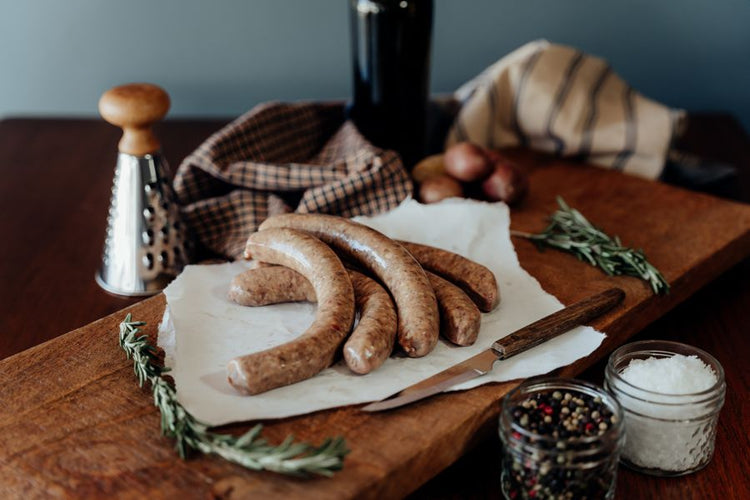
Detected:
left=447, top=40, right=683, bottom=179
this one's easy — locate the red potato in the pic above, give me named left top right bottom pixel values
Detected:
left=481, top=160, right=529, bottom=205
left=418, top=174, right=464, bottom=204
left=444, top=142, right=493, bottom=182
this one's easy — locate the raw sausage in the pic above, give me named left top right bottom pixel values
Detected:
left=258, top=215, right=438, bottom=357
left=399, top=240, right=499, bottom=312
left=229, top=267, right=397, bottom=374
left=398, top=240, right=499, bottom=312
left=227, top=228, right=355, bottom=395
left=229, top=228, right=355, bottom=394
left=344, top=270, right=398, bottom=373
left=258, top=214, right=439, bottom=357
left=426, top=271, right=481, bottom=346
left=228, top=266, right=313, bottom=306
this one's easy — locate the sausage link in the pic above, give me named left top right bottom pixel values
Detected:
left=398, top=240, right=500, bottom=312
left=229, top=267, right=397, bottom=374
left=258, top=214, right=439, bottom=357
left=228, top=266, right=314, bottom=306
left=227, top=228, right=355, bottom=395
left=426, top=271, right=481, bottom=346
left=343, top=270, right=397, bottom=373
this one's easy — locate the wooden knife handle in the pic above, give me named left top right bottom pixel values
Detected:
left=98, top=83, right=170, bottom=156
left=491, top=288, right=625, bottom=359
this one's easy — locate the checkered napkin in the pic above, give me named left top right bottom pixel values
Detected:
left=173, top=101, right=412, bottom=258
left=447, top=40, right=684, bottom=179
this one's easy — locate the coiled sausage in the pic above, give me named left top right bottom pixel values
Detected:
left=228, top=267, right=397, bottom=374
left=227, top=228, right=355, bottom=395
left=258, top=214, right=439, bottom=357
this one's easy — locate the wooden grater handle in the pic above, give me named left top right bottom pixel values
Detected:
left=491, top=288, right=625, bottom=359
left=98, top=83, right=170, bottom=156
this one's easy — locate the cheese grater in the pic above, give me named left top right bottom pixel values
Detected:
left=95, top=83, right=191, bottom=296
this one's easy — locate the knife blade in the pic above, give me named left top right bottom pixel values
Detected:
left=361, top=287, right=625, bottom=412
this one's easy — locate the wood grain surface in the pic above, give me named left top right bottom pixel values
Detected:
left=1, top=116, right=749, bottom=500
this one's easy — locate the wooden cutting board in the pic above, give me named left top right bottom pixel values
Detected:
left=3, top=155, right=750, bottom=499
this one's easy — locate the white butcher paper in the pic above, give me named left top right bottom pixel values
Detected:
left=159, top=198, right=606, bottom=426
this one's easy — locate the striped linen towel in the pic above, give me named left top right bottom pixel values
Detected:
left=173, top=101, right=412, bottom=258
left=447, top=40, right=684, bottom=179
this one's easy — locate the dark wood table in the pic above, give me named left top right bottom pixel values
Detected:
left=1, top=115, right=748, bottom=499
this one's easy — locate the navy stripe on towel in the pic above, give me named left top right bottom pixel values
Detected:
left=510, top=48, right=545, bottom=148
left=613, top=86, right=636, bottom=170
left=578, top=65, right=612, bottom=160
left=546, top=51, right=585, bottom=155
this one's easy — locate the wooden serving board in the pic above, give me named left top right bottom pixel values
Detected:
left=3, top=155, right=750, bottom=499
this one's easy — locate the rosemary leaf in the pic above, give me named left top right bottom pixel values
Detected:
left=118, top=314, right=349, bottom=476
left=513, top=197, right=669, bottom=294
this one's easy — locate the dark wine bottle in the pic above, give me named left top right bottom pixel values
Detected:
left=349, top=0, right=433, bottom=168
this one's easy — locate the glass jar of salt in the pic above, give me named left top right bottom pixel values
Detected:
left=605, top=340, right=725, bottom=476
left=499, top=377, right=625, bottom=499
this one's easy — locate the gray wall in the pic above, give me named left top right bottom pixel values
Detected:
left=2, top=0, right=749, bottom=130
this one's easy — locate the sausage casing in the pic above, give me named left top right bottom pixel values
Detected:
left=398, top=240, right=500, bottom=312
left=228, top=266, right=314, bottom=306
left=228, top=228, right=355, bottom=395
left=426, top=271, right=481, bottom=346
left=258, top=214, right=439, bottom=357
left=229, top=266, right=397, bottom=374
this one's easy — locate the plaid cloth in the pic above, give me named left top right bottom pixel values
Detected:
left=173, top=101, right=413, bottom=258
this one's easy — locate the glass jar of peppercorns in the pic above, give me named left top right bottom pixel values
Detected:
left=499, top=377, right=625, bottom=500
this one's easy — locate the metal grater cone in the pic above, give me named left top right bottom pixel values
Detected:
left=96, top=152, right=191, bottom=296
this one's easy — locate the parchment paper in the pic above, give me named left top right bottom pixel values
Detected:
left=160, top=199, right=605, bottom=426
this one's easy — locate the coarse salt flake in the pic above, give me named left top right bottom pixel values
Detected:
left=611, top=352, right=724, bottom=473
left=620, top=354, right=717, bottom=394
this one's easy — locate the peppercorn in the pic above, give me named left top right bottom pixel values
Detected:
left=501, top=388, right=619, bottom=499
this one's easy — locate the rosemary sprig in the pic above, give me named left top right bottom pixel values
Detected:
left=511, top=196, right=669, bottom=294
left=118, top=314, right=349, bottom=476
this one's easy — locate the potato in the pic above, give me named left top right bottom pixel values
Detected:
left=418, top=174, right=464, bottom=204
left=411, top=154, right=446, bottom=183
left=444, top=142, right=493, bottom=182
left=481, top=160, right=529, bottom=205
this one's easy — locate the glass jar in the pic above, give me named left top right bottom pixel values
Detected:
left=349, top=0, right=433, bottom=168
left=605, top=340, right=726, bottom=477
left=499, top=377, right=625, bottom=500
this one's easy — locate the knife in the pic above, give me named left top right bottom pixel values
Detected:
left=361, top=287, right=625, bottom=412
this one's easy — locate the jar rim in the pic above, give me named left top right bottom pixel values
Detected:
left=606, top=340, right=725, bottom=399
left=500, top=376, right=624, bottom=445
